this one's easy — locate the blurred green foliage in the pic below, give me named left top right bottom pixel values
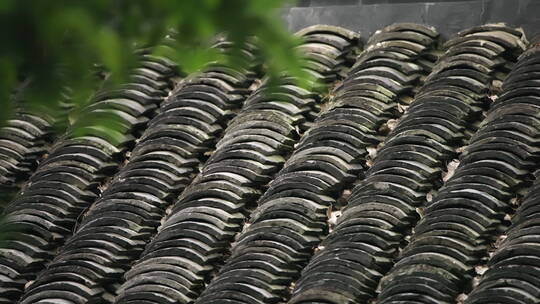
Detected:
left=0, top=0, right=309, bottom=132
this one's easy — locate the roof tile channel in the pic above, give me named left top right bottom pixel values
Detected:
left=0, top=64, right=141, bottom=199
left=0, top=108, right=55, bottom=192
left=16, top=41, right=259, bottom=304
left=375, top=28, right=538, bottom=303
left=465, top=176, right=540, bottom=302
left=0, top=48, right=179, bottom=302
left=112, top=25, right=360, bottom=304
left=287, top=24, right=528, bottom=304
left=194, top=23, right=440, bottom=304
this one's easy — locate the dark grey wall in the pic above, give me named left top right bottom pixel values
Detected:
left=283, top=0, right=540, bottom=40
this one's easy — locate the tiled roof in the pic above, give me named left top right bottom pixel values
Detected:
left=0, top=22, right=539, bottom=304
